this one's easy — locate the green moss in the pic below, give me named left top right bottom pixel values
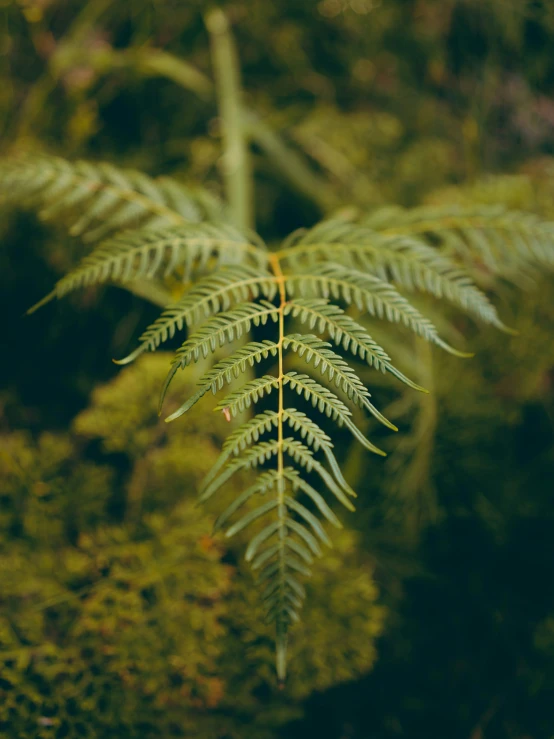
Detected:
left=0, top=356, right=386, bottom=737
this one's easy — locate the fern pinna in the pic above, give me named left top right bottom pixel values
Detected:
left=2, top=154, right=554, bottom=681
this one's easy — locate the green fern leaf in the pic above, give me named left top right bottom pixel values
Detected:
left=283, top=408, right=353, bottom=496
left=0, top=154, right=223, bottom=242
left=170, top=301, right=278, bottom=368
left=283, top=333, right=397, bottom=431
left=365, top=204, right=554, bottom=271
left=214, top=376, right=280, bottom=416
left=117, top=266, right=278, bottom=364
left=204, top=410, right=280, bottom=488
left=285, top=264, right=470, bottom=356
left=205, top=404, right=354, bottom=501
left=163, top=340, right=279, bottom=420
left=29, top=226, right=269, bottom=314
left=16, top=152, right=554, bottom=683
left=224, top=499, right=281, bottom=538
left=200, top=440, right=281, bottom=502
left=285, top=297, right=426, bottom=391
left=285, top=496, right=332, bottom=547
left=278, top=220, right=509, bottom=331
left=212, top=470, right=280, bottom=533
left=283, top=407, right=332, bottom=451
left=282, top=468, right=342, bottom=528
left=281, top=438, right=356, bottom=511
left=282, top=371, right=384, bottom=455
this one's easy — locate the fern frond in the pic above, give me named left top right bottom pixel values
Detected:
left=0, top=154, right=223, bottom=242
left=278, top=220, right=509, bottom=331
left=215, top=376, right=280, bottom=415
left=285, top=264, right=470, bottom=356
left=285, top=298, right=425, bottom=391
left=283, top=371, right=384, bottom=454
left=283, top=333, right=397, bottom=431
left=282, top=467, right=342, bottom=529
left=117, top=266, right=278, bottom=364
left=207, top=401, right=354, bottom=497
left=192, top=340, right=279, bottom=392
left=203, top=431, right=351, bottom=581
left=283, top=408, right=353, bottom=497
left=283, top=407, right=332, bottom=451
left=29, top=226, right=269, bottom=314
left=224, top=499, right=281, bottom=538
left=220, top=410, right=279, bottom=448
left=163, top=340, right=279, bottom=420
left=215, top=453, right=342, bottom=675
left=285, top=495, right=332, bottom=547
left=170, top=302, right=278, bottom=368
left=281, top=438, right=356, bottom=510
left=365, top=204, right=554, bottom=271
left=199, top=440, right=280, bottom=502
left=203, top=410, right=280, bottom=488
left=212, top=470, right=280, bottom=533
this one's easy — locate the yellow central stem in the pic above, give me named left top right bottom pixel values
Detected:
left=269, top=253, right=286, bottom=471
left=268, top=251, right=288, bottom=683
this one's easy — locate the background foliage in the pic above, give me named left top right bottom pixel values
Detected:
left=1, top=1, right=554, bottom=737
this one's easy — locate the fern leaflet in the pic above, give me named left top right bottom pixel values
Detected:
left=0, top=154, right=225, bottom=242
left=117, top=267, right=278, bottom=364
left=28, top=226, right=268, bottom=314
left=285, top=298, right=425, bottom=390
left=278, top=220, right=510, bottom=330
left=364, top=204, right=554, bottom=271
left=284, top=264, right=471, bottom=356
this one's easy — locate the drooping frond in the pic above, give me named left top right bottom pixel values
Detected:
left=220, top=410, right=279, bottom=450
left=283, top=333, right=397, bottom=431
left=285, top=298, right=425, bottom=391
left=363, top=204, right=554, bottom=272
left=199, top=440, right=280, bottom=502
left=283, top=371, right=384, bottom=454
left=204, top=410, right=280, bottom=487
left=282, top=468, right=342, bottom=529
left=283, top=407, right=332, bottom=452
left=212, top=470, right=280, bottom=533
left=280, top=438, right=356, bottom=510
left=203, top=432, right=358, bottom=678
left=278, top=220, right=509, bottom=330
left=170, top=302, right=278, bottom=368
left=284, top=264, right=471, bottom=356
left=117, top=266, right=278, bottom=363
left=283, top=496, right=330, bottom=549
left=282, top=408, right=353, bottom=497
left=0, top=154, right=223, bottom=242
left=215, top=376, right=280, bottom=416
left=205, top=404, right=353, bottom=503
left=28, top=225, right=269, bottom=314
left=163, top=340, right=279, bottom=420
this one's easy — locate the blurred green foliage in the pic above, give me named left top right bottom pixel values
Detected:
left=1, top=0, right=554, bottom=737
left=0, top=356, right=385, bottom=738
